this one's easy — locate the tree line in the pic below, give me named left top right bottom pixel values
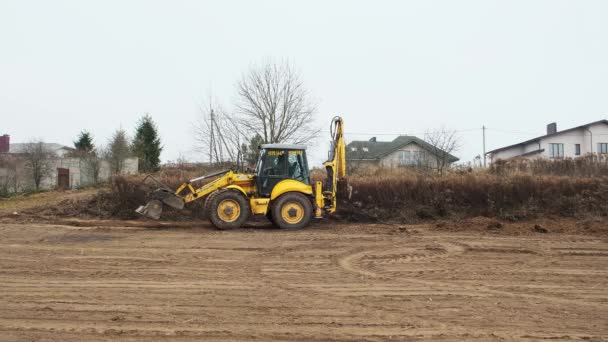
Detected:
left=72, top=113, right=163, bottom=180
left=0, top=114, right=162, bottom=194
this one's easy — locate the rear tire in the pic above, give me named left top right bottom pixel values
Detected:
left=271, top=192, right=313, bottom=230
left=206, top=190, right=250, bottom=230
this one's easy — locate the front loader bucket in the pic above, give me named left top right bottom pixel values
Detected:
left=135, top=199, right=163, bottom=220
left=151, top=188, right=185, bottom=210
left=135, top=188, right=186, bottom=220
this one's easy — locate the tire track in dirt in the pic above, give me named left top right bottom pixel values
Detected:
left=337, top=240, right=608, bottom=310
left=0, top=223, right=606, bottom=341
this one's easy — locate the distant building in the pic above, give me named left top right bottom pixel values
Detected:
left=0, top=134, right=138, bottom=192
left=487, top=120, right=608, bottom=162
left=346, top=136, right=459, bottom=170
left=7, top=142, right=74, bottom=157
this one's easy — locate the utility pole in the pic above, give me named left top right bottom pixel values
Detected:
left=482, top=125, right=487, bottom=167
left=209, top=109, right=215, bottom=164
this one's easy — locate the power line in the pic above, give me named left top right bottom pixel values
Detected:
left=323, top=127, right=483, bottom=137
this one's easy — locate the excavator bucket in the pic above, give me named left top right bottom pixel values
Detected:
left=135, top=188, right=185, bottom=220
left=136, top=199, right=163, bottom=220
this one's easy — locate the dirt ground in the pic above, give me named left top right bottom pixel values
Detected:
left=0, top=218, right=606, bottom=341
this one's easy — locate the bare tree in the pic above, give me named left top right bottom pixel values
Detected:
left=82, top=150, right=103, bottom=185
left=106, top=129, right=131, bottom=174
left=0, top=155, right=19, bottom=195
left=424, top=128, right=461, bottom=175
left=22, top=140, right=55, bottom=191
left=193, top=102, right=245, bottom=164
left=235, top=60, right=319, bottom=145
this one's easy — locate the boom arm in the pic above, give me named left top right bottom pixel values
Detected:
left=174, top=169, right=233, bottom=203
left=316, top=116, right=348, bottom=215
left=136, top=169, right=252, bottom=220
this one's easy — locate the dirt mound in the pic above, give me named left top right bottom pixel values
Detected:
left=16, top=176, right=206, bottom=221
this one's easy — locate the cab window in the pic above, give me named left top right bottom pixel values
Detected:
left=287, top=150, right=309, bottom=184
left=261, top=150, right=287, bottom=176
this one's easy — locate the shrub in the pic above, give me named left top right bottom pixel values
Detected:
left=340, top=172, right=608, bottom=222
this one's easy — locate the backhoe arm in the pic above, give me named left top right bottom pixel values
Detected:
left=317, top=116, right=348, bottom=215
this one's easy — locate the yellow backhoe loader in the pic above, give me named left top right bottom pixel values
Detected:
left=136, top=116, right=349, bottom=229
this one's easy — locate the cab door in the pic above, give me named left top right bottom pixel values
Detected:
left=256, top=149, right=287, bottom=197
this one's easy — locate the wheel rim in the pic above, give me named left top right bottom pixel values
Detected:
left=217, top=199, right=240, bottom=222
left=281, top=201, right=304, bottom=224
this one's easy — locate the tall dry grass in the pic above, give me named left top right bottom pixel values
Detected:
left=338, top=156, right=608, bottom=222
left=72, top=157, right=608, bottom=222
left=344, top=172, right=608, bottom=222
left=489, top=154, right=608, bottom=177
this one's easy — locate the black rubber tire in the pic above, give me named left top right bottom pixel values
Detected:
left=205, top=190, right=250, bottom=230
left=271, top=192, right=313, bottom=230
left=265, top=210, right=273, bottom=223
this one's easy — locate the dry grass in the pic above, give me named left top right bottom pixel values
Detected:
left=489, top=154, right=608, bottom=177
left=341, top=172, right=608, bottom=222
left=20, top=158, right=608, bottom=225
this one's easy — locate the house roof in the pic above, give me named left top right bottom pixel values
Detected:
left=487, top=120, right=608, bottom=155
left=519, top=148, right=545, bottom=157
left=346, top=136, right=459, bottom=162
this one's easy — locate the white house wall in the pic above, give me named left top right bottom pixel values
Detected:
left=0, top=157, right=138, bottom=192
left=490, top=123, right=608, bottom=161
left=490, top=145, right=526, bottom=161
left=379, top=143, right=440, bottom=168
left=586, top=122, right=608, bottom=154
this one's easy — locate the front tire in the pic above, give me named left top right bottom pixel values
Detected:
left=206, top=190, right=250, bottom=230
left=271, top=192, right=313, bottom=230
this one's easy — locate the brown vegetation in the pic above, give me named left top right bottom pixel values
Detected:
left=342, top=171, right=608, bottom=222
left=489, top=154, right=608, bottom=177
left=16, top=157, right=608, bottom=228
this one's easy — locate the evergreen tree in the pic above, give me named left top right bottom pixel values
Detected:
left=245, top=134, right=264, bottom=166
left=132, top=114, right=162, bottom=172
left=107, top=129, right=131, bottom=174
left=73, top=131, right=94, bottom=152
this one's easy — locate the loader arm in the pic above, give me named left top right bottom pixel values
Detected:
left=136, top=169, right=251, bottom=220
left=174, top=169, right=234, bottom=204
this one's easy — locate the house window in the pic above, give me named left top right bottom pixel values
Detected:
left=362, top=147, right=369, bottom=152
left=599, top=143, right=608, bottom=154
left=399, top=150, right=425, bottom=165
left=575, top=144, right=581, bottom=156
left=351, top=147, right=357, bottom=152
left=549, top=143, right=564, bottom=158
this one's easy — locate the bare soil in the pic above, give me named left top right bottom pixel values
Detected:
left=0, top=218, right=606, bottom=341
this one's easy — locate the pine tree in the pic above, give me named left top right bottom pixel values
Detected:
left=74, top=131, right=94, bottom=152
left=107, top=129, right=131, bottom=174
left=245, top=134, right=264, bottom=166
left=132, top=114, right=162, bottom=172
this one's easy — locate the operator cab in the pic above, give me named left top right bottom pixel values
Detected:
left=255, top=144, right=310, bottom=197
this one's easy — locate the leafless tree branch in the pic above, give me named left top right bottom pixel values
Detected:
left=424, top=128, right=461, bottom=175
left=22, top=140, right=55, bottom=190
left=235, top=60, right=319, bottom=145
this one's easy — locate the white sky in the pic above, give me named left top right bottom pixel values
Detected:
left=1, top=0, right=607, bottom=166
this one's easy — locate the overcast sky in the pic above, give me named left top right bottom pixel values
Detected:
left=2, top=0, right=607, bottom=166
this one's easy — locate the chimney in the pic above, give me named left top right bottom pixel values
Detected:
left=369, top=137, right=377, bottom=142
left=547, top=123, right=557, bottom=135
left=0, top=134, right=9, bottom=153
